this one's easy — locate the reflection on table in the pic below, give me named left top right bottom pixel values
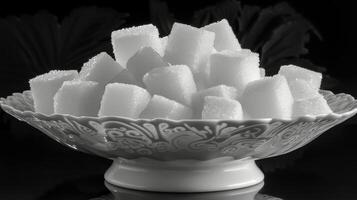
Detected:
left=90, top=181, right=282, bottom=200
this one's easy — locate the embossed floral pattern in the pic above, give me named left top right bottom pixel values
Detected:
left=1, top=90, right=356, bottom=161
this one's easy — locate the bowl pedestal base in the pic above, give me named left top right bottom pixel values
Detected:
left=104, top=157, right=264, bottom=192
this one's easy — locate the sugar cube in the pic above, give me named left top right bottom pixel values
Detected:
left=143, top=65, right=197, bottom=106
left=259, top=68, right=265, bottom=78
left=240, top=75, right=293, bottom=119
left=279, top=64, right=322, bottom=89
left=111, top=24, right=162, bottom=66
left=29, top=70, right=78, bottom=115
left=54, top=81, right=102, bottom=117
left=292, top=95, right=332, bottom=118
left=202, top=19, right=241, bottom=51
left=98, top=83, right=151, bottom=118
left=212, top=47, right=218, bottom=54
left=209, top=50, right=260, bottom=97
left=78, top=52, right=125, bottom=87
left=192, top=85, right=237, bottom=116
left=126, top=47, right=168, bottom=83
left=160, top=36, right=168, bottom=54
left=108, top=69, right=142, bottom=87
left=202, top=96, right=243, bottom=120
left=140, top=95, right=193, bottom=120
left=288, top=79, right=319, bottom=100
left=164, top=23, right=215, bottom=76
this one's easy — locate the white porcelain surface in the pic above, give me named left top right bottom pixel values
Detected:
left=104, top=181, right=270, bottom=200
left=105, top=157, right=264, bottom=192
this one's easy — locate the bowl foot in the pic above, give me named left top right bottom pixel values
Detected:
left=104, top=157, right=264, bottom=192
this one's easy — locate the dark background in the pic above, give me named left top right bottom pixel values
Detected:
left=0, top=0, right=356, bottom=199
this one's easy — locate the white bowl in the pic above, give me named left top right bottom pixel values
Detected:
left=1, top=90, right=356, bottom=192
left=103, top=181, right=281, bottom=200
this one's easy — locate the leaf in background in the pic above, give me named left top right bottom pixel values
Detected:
left=59, top=7, right=128, bottom=68
left=149, top=0, right=175, bottom=36
left=240, top=3, right=307, bottom=51
left=261, top=20, right=313, bottom=74
left=236, top=5, right=261, bottom=42
left=191, top=0, right=241, bottom=29
left=4, top=13, right=60, bottom=74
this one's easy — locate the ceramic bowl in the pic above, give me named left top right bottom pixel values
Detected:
left=1, top=90, right=356, bottom=192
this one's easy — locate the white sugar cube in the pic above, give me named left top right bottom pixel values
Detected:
left=288, top=79, right=319, bottom=100
left=111, top=24, right=162, bottom=66
left=279, top=64, right=322, bottom=89
left=241, top=75, right=293, bottom=119
left=143, top=65, right=197, bottom=106
left=98, top=83, right=151, bottom=118
left=78, top=52, right=125, bottom=87
left=202, top=19, right=241, bottom=51
left=140, top=95, right=193, bottom=120
left=164, top=23, right=215, bottom=76
left=160, top=36, right=168, bottom=54
left=292, top=95, right=332, bottom=118
left=192, top=85, right=237, bottom=116
left=212, top=47, right=218, bottom=54
left=108, top=69, right=142, bottom=87
left=209, top=50, right=260, bottom=97
left=29, top=70, right=78, bottom=115
left=126, top=47, right=168, bottom=83
left=202, top=96, right=243, bottom=120
left=54, top=81, right=102, bottom=117
left=259, top=68, right=265, bottom=78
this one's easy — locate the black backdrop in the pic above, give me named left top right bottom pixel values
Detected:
left=0, top=0, right=356, bottom=199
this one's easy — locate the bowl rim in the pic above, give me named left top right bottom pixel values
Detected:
left=1, top=89, right=357, bottom=124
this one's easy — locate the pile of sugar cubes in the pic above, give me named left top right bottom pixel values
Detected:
left=29, top=19, right=333, bottom=120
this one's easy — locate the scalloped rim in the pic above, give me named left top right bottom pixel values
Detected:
left=1, top=90, right=357, bottom=124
